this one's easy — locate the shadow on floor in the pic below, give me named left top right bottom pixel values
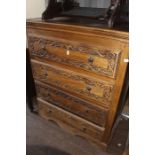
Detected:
left=27, top=145, right=71, bottom=155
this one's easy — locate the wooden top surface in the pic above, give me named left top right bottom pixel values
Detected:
left=26, top=18, right=129, bottom=41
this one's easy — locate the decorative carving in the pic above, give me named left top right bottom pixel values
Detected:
left=29, top=37, right=121, bottom=78
left=36, top=83, right=107, bottom=126
left=38, top=100, right=104, bottom=140
left=32, top=62, right=114, bottom=106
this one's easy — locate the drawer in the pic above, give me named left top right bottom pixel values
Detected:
left=35, top=81, right=108, bottom=127
left=28, top=36, right=121, bottom=78
left=37, top=98, right=105, bottom=140
left=31, top=60, right=114, bottom=108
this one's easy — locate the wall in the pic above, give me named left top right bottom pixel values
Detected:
left=26, top=0, right=46, bottom=18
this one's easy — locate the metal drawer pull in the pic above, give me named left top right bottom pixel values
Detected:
left=88, top=56, right=94, bottom=63
left=82, top=128, right=86, bottom=132
left=47, top=109, right=52, bottom=113
left=39, top=49, right=47, bottom=57
left=44, top=73, right=48, bottom=77
left=85, top=110, right=89, bottom=113
left=86, top=86, right=92, bottom=92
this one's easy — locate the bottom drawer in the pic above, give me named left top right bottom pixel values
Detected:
left=37, top=98, right=105, bottom=141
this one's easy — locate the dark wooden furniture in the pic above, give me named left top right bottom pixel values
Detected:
left=42, top=0, right=129, bottom=29
left=26, top=18, right=128, bottom=148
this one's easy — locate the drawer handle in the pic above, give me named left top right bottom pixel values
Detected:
left=46, top=93, right=50, bottom=98
left=39, top=49, right=47, bottom=57
left=82, top=128, right=87, bottom=132
left=85, top=110, right=89, bottom=113
left=44, top=73, right=48, bottom=77
left=88, top=56, right=94, bottom=63
left=86, top=86, right=92, bottom=92
left=47, top=109, right=52, bottom=113
left=66, top=104, right=71, bottom=108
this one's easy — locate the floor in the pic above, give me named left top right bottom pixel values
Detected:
left=26, top=108, right=128, bottom=155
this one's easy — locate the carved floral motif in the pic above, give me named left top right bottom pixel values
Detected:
left=32, top=62, right=114, bottom=105
left=28, top=37, right=121, bottom=78
left=36, top=83, right=107, bottom=126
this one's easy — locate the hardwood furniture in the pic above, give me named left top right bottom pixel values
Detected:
left=42, top=0, right=129, bottom=29
left=26, top=18, right=128, bottom=148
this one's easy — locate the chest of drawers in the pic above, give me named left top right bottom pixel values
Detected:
left=27, top=19, right=129, bottom=148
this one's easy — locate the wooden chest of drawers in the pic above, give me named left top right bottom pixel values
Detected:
left=27, top=19, right=129, bottom=148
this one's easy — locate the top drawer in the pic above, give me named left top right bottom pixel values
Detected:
left=28, top=36, right=121, bottom=79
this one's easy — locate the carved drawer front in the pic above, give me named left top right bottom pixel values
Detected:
left=38, top=98, right=105, bottom=141
left=35, top=81, right=108, bottom=127
left=31, top=60, right=114, bottom=108
left=29, top=36, right=121, bottom=78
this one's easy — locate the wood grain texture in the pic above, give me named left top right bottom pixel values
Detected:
left=27, top=18, right=129, bottom=147
left=28, top=36, right=121, bottom=78
left=31, top=60, right=114, bottom=107
left=37, top=98, right=105, bottom=141
left=35, top=80, right=108, bottom=127
left=103, top=43, right=129, bottom=143
left=26, top=18, right=129, bottom=41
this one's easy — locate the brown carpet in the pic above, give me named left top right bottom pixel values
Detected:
left=26, top=108, right=128, bottom=155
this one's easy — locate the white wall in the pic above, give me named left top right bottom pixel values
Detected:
left=26, top=0, right=46, bottom=18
